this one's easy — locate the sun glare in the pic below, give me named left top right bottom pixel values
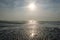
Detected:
left=27, top=3, right=36, bottom=11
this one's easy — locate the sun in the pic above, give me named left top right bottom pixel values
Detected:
left=27, top=3, right=36, bottom=11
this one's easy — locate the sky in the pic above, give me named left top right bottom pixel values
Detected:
left=0, top=0, right=60, bottom=21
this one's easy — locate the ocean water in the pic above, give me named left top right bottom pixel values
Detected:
left=0, top=21, right=60, bottom=40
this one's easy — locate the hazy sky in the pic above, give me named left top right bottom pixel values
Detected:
left=0, top=0, right=60, bottom=21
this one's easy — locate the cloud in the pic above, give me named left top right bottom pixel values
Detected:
left=0, top=0, right=14, bottom=8
left=0, top=0, right=60, bottom=21
left=0, top=0, right=60, bottom=8
left=51, top=0, right=60, bottom=3
left=0, top=0, right=25, bottom=8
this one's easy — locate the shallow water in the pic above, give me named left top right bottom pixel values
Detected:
left=0, top=21, right=60, bottom=40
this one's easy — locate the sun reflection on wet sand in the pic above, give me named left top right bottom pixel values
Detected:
left=30, top=33, right=35, bottom=37
left=25, top=20, right=38, bottom=38
left=27, top=20, right=38, bottom=24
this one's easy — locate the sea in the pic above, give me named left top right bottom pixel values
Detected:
left=0, top=21, right=60, bottom=40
